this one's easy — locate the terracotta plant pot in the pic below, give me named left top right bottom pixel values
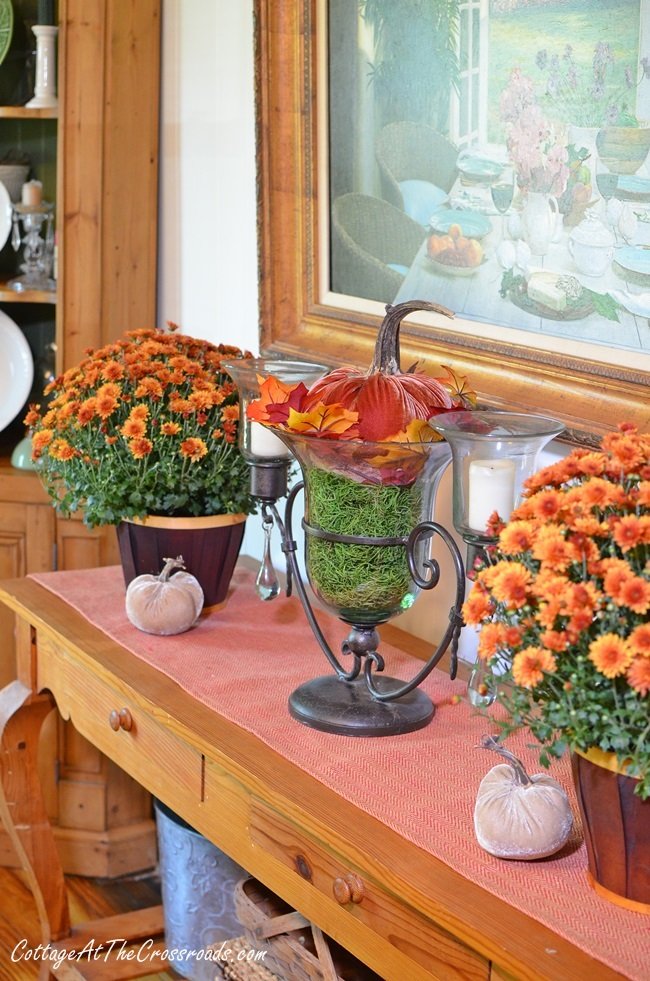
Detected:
left=116, top=513, right=247, bottom=610
left=596, top=126, right=650, bottom=175
left=572, top=748, right=650, bottom=913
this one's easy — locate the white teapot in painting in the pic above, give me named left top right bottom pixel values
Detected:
left=568, top=212, right=615, bottom=277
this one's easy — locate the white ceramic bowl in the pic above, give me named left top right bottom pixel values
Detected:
left=0, top=310, right=33, bottom=432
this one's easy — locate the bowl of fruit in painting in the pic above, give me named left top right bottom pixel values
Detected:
left=426, top=223, right=485, bottom=275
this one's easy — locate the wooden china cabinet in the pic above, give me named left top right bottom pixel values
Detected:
left=0, top=0, right=160, bottom=875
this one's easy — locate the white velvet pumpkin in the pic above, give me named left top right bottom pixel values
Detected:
left=125, top=556, right=204, bottom=635
left=474, top=736, right=573, bottom=860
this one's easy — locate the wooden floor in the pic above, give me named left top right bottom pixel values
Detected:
left=0, top=865, right=177, bottom=981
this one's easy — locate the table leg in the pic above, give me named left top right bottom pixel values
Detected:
left=0, top=679, right=70, bottom=942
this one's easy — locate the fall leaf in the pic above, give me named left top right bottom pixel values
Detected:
left=433, top=364, right=478, bottom=409
left=383, top=418, right=442, bottom=444
left=286, top=401, right=360, bottom=438
left=247, top=376, right=308, bottom=423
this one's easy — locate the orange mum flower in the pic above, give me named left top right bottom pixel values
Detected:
left=618, top=576, right=650, bottom=614
left=530, top=489, right=563, bottom=521
left=629, top=624, right=650, bottom=657
left=575, top=452, right=607, bottom=477
left=221, top=404, right=240, bottom=423
left=531, top=526, right=572, bottom=570
left=477, top=622, right=506, bottom=660
left=540, top=629, right=568, bottom=652
left=100, top=360, right=125, bottom=382
left=161, top=421, right=181, bottom=436
left=578, top=478, right=621, bottom=510
left=189, top=390, right=213, bottom=412
left=169, top=398, right=193, bottom=415
left=603, top=558, right=634, bottom=600
left=536, top=598, right=563, bottom=630
left=49, top=439, right=76, bottom=461
left=127, top=437, right=153, bottom=459
left=121, top=417, right=146, bottom=439
left=96, top=393, right=118, bottom=419
left=180, top=437, right=208, bottom=462
left=504, top=625, right=524, bottom=649
left=32, top=429, right=54, bottom=452
left=612, top=515, right=644, bottom=552
left=491, top=563, right=532, bottom=609
left=135, top=377, right=164, bottom=400
left=627, top=657, right=650, bottom=696
left=498, top=520, right=536, bottom=554
left=76, top=398, right=97, bottom=425
left=602, top=432, right=645, bottom=472
left=588, top=634, right=633, bottom=678
left=462, top=585, right=495, bottom=625
left=512, top=647, right=556, bottom=688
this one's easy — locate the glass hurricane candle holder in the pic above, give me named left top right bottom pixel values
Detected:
left=431, top=410, right=564, bottom=709
left=431, top=410, right=564, bottom=561
left=261, top=431, right=465, bottom=736
left=222, top=357, right=328, bottom=490
left=223, top=357, right=329, bottom=600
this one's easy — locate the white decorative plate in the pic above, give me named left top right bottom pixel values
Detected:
left=0, top=311, right=33, bottom=432
left=0, top=179, right=11, bottom=250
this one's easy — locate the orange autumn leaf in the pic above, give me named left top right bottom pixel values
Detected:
left=247, top=375, right=308, bottom=424
left=432, top=364, right=478, bottom=409
left=286, top=402, right=359, bottom=438
left=383, top=418, right=442, bottom=444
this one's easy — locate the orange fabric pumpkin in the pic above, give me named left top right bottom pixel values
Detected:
left=303, top=301, right=455, bottom=441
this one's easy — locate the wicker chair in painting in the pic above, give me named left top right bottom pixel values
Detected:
left=331, top=192, right=425, bottom=304
left=375, top=120, right=459, bottom=225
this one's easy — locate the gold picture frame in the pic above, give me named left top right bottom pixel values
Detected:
left=254, top=0, right=650, bottom=439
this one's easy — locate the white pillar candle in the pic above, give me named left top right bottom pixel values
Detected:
left=249, top=420, right=291, bottom=459
left=468, top=458, right=516, bottom=533
left=22, top=180, right=43, bottom=207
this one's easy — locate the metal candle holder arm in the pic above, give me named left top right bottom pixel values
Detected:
left=267, top=487, right=465, bottom=693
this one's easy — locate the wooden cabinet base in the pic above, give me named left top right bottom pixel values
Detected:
left=0, top=819, right=157, bottom=877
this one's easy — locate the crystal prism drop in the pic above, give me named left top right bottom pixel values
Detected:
left=467, top=660, right=496, bottom=708
left=11, top=216, right=21, bottom=251
left=256, top=519, right=281, bottom=601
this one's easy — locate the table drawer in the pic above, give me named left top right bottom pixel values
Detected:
left=249, top=796, right=489, bottom=981
left=36, top=633, right=203, bottom=806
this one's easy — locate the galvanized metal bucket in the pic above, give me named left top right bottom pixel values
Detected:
left=155, top=800, right=247, bottom=980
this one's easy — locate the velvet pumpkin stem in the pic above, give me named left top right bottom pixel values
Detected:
left=160, top=555, right=187, bottom=581
left=370, top=301, right=454, bottom=376
left=480, top=734, right=533, bottom=787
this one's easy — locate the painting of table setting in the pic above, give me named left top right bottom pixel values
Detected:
left=393, top=56, right=650, bottom=354
left=326, top=0, right=650, bottom=372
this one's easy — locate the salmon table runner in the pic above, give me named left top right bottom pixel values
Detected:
left=31, top=564, right=650, bottom=978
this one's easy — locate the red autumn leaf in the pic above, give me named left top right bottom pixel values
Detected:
left=247, top=376, right=308, bottom=423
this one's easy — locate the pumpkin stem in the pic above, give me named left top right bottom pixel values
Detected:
left=160, top=555, right=186, bottom=582
left=369, top=301, right=454, bottom=376
left=480, top=734, right=533, bottom=787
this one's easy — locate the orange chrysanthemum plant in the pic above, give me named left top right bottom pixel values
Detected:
left=26, top=326, right=256, bottom=527
left=463, top=424, right=650, bottom=798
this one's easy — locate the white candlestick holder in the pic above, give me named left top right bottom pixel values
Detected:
left=26, top=25, right=59, bottom=110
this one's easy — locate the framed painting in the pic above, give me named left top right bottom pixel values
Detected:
left=255, top=0, right=650, bottom=439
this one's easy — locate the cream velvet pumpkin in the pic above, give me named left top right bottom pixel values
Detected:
left=474, top=736, right=573, bottom=860
left=125, top=556, right=204, bottom=635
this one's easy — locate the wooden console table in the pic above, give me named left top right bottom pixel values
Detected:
left=0, top=572, right=639, bottom=981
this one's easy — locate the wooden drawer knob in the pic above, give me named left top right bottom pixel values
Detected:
left=333, top=872, right=364, bottom=905
left=108, top=708, right=133, bottom=732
